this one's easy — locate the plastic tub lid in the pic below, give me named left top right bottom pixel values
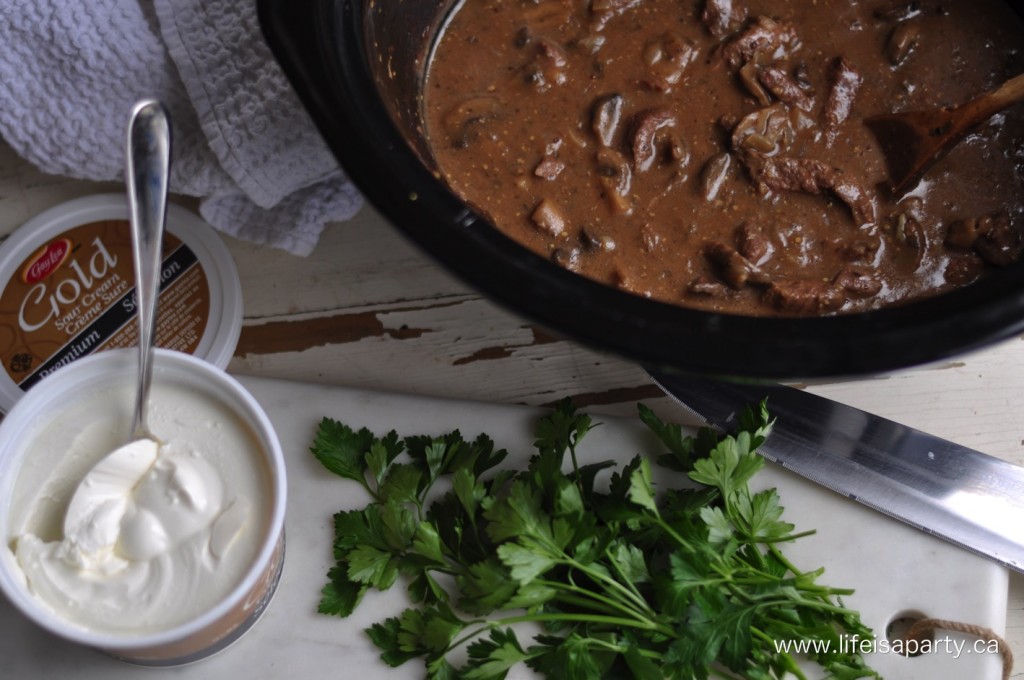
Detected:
left=0, top=194, right=243, bottom=413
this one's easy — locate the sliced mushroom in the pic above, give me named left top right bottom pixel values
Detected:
left=580, top=227, right=617, bottom=252
left=596, top=147, right=634, bottom=215
left=704, top=241, right=771, bottom=288
left=443, top=96, right=503, bottom=148
left=591, top=94, right=625, bottom=147
left=731, top=103, right=795, bottom=164
left=893, top=212, right=926, bottom=250
left=886, top=20, right=921, bottom=66
left=699, top=152, right=734, bottom=201
left=642, top=33, right=698, bottom=91
left=532, top=199, right=568, bottom=236
left=534, top=156, right=565, bottom=180
left=688, top=275, right=732, bottom=297
left=551, top=245, right=583, bottom=271
left=739, top=60, right=773, bottom=106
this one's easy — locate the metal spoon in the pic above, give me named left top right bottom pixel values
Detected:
left=866, top=72, right=1024, bottom=195
left=125, top=99, right=172, bottom=443
left=60, top=101, right=172, bottom=549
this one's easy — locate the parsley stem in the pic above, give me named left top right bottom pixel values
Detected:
left=768, top=542, right=804, bottom=575
left=758, top=598, right=861, bottom=617
left=649, top=515, right=691, bottom=551
left=496, top=611, right=666, bottom=631
left=565, top=557, right=656, bottom=618
left=538, top=579, right=657, bottom=624
left=446, top=611, right=671, bottom=654
left=754, top=529, right=817, bottom=544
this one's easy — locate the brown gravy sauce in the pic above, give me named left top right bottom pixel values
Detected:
left=424, top=0, right=1024, bottom=315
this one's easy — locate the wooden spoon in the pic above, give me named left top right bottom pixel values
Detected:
left=866, top=72, right=1024, bottom=195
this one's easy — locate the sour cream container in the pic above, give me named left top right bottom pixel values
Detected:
left=0, top=194, right=243, bottom=413
left=0, top=348, right=286, bottom=665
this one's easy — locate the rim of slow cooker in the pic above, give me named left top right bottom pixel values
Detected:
left=258, top=0, right=1024, bottom=381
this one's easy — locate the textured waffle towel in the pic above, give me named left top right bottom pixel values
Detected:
left=0, top=0, right=363, bottom=256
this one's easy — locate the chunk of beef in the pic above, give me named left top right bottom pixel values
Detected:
left=763, top=279, right=844, bottom=314
left=702, top=0, right=748, bottom=39
left=524, top=39, right=568, bottom=90
left=590, top=0, right=643, bottom=30
left=975, top=214, right=1024, bottom=266
left=720, top=16, right=800, bottom=69
left=945, top=213, right=1023, bottom=266
left=944, top=255, right=986, bottom=287
left=833, top=267, right=882, bottom=299
left=822, top=57, right=862, bottom=142
left=759, top=64, right=815, bottom=111
left=734, top=222, right=773, bottom=264
left=840, top=234, right=882, bottom=263
left=630, top=108, right=678, bottom=171
left=946, top=216, right=988, bottom=250
left=754, top=157, right=876, bottom=226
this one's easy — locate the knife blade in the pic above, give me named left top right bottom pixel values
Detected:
left=646, top=368, right=1024, bottom=574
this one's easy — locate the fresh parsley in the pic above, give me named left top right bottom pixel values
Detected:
left=312, top=399, right=881, bottom=679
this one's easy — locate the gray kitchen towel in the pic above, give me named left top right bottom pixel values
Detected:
left=0, top=0, right=363, bottom=256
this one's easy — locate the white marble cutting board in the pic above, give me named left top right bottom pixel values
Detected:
left=0, top=376, right=1008, bottom=679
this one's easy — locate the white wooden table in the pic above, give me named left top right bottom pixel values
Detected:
left=1, top=136, right=1023, bottom=677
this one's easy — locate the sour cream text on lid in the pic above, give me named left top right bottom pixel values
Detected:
left=6, top=380, right=270, bottom=635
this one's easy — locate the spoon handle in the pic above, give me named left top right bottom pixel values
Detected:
left=957, top=72, right=1024, bottom=133
left=125, top=100, right=172, bottom=439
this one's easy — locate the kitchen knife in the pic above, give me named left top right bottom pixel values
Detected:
left=646, top=369, right=1024, bottom=574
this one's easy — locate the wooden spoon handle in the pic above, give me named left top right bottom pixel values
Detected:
left=959, top=72, right=1024, bottom=132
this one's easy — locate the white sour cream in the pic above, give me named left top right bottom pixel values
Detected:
left=7, top=380, right=269, bottom=635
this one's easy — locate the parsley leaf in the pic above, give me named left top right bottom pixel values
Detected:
left=313, top=398, right=881, bottom=679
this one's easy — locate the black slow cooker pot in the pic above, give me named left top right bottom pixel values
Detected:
left=256, top=0, right=1024, bottom=380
